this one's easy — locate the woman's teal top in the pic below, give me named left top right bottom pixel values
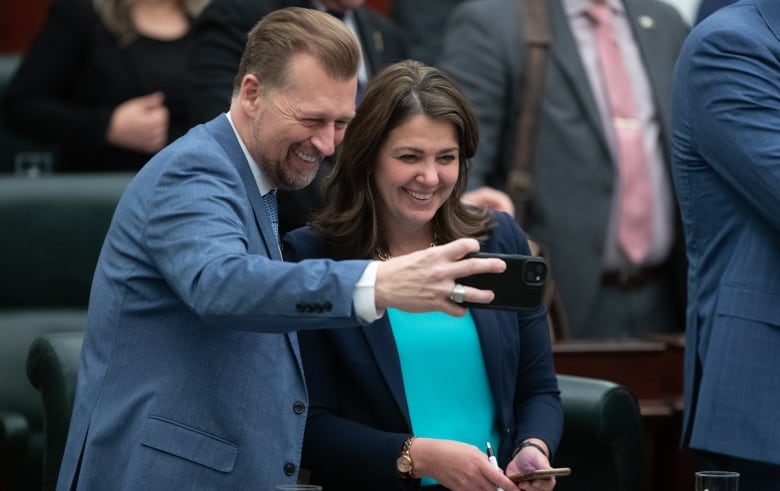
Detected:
left=389, top=308, right=501, bottom=486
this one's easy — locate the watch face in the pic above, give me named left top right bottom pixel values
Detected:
left=396, top=455, right=412, bottom=473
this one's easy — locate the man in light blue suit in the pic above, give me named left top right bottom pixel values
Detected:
left=55, top=8, right=506, bottom=490
left=672, top=0, right=780, bottom=486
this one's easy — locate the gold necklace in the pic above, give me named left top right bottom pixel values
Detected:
left=374, top=237, right=437, bottom=261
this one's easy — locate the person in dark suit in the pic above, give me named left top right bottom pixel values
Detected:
left=389, top=0, right=465, bottom=65
left=1, top=0, right=210, bottom=172
left=188, top=0, right=407, bottom=236
left=55, top=10, right=505, bottom=489
left=439, top=0, right=689, bottom=339
left=284, top=60, right=562, bottom=491
left=673, top=0, right=780, bottom=487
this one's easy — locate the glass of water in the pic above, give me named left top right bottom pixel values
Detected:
left=695, top=471, right=739, bottom=491
left=274, top=485, right=323, bottom=491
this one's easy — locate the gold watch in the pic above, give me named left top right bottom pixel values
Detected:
left=396, top=436, right=416, bottom=478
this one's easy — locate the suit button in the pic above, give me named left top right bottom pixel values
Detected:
left=505, top=427, right=512, bottom=434
left=293, top=401, right=306, bottom=414
left=296, top=304, right=305, bottom=313
left=323, top=302, right=332, bottom=312
left=284, top=463, right=296, bottom=476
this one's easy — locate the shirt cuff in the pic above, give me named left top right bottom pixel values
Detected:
left=353, top=261, right=383, bottom=323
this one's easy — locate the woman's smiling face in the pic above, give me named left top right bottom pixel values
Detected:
left=374, top=114, right=460, bottom=234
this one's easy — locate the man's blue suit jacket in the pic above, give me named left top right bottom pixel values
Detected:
left=673, top=0, right=780, bottom=465
left=56, top=114, right=372, bottom=489
left=284, top=213, right=563, bottom=490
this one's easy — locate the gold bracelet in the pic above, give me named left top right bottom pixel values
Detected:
left=396, top=436, right=418, bottom=478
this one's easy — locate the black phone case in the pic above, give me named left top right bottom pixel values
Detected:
left=457, top=253, right=547, bottom=310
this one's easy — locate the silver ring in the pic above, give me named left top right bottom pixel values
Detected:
left=449, top=283, right=466, bottom=304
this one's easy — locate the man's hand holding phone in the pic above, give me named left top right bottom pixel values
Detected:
left=457, top=253, right=548, bottom=310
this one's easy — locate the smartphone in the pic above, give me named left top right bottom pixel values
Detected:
left=457, top=253, right=547, bottom=310
left=508, top=467, right=571, bottom=483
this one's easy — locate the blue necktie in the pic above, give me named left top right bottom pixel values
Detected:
left=262, top=190, right=279, bottom=245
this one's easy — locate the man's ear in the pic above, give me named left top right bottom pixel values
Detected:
left=239, top=74, right=263, bottom=112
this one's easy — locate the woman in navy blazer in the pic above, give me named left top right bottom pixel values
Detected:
left=284, top=60, right=563, bottom=491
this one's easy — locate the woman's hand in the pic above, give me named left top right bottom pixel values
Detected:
left=411, top=438, right=520, bottom=491
left=506, top=440, right=556, bottom=491
left=461, top=186, right=515, bottom=216
left=107, top=91, right=169, bottom=154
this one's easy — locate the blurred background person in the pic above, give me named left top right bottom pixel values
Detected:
left=285, top=60, right=562, bottom=491
left=1, top=0, right=209, bottom=172
left=389, top=0, right=698, bottom=66
left=438, top=0, right=689, bottom=339
left=188, top=0, right=407, bottom=236
left=673, top=0, right=780, bottom=487
left=389, top=0, right=465, bottom=65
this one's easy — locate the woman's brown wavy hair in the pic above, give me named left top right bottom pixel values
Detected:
left=312, top=59, right=494, bottom=260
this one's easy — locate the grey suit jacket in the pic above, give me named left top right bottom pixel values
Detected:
left=439, top=0, right=688, bottom=336
left=56, top=115, right=370, bottom=489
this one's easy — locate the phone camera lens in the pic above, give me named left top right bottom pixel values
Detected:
left=523, top=261, right=546, bottom=285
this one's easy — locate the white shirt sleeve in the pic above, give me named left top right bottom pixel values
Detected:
left=353, top=261, right=384, bottom=323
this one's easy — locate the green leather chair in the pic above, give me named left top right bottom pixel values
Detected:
left=0, top=174, right=132, bottom=490
left=554, top=374, right=645, bottom=491
left=26, top=332, right=83, bottom=491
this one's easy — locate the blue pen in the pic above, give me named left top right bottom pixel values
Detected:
left=486, top=442, right=504, bottom=491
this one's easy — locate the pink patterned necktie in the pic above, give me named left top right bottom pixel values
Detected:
left=588, top=2, right=653, bottom=264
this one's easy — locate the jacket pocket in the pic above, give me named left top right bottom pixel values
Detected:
left=716, top=284, right=780, bottom=327
left=140, top=415, right=238, bottom=472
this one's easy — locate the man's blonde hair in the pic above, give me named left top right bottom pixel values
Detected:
left=233, top=7, right=360, bottom=95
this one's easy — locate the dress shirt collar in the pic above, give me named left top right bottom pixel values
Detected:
left=225, top=112, right=274, bottom=197
left=565, top=0, right=626, bottom=19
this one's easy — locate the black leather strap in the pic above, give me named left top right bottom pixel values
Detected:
left=512, top=440, right=549, bottom=459
left=507, top=0, right=551, bottom=224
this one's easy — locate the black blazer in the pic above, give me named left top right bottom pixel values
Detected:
left=2, top=0, right=195, bottom=171
left=283, top=212, right=563, bottom=490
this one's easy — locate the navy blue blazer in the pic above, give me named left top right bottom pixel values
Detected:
left=673, top=0, right=780, bottom=465
left=284, top=212, right=563, bottom=490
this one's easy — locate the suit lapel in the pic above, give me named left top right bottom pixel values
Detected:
left=362, top=315, right=413, bottom=426
left=206, top=115, right=296, bottom=372
left=623, top=0, right=671, bottom=151
left=548, top=0, right=608, bottom=151
left=208, top=116, right=282, bottom=261
left=757, top=0, right=780, bottom=40
left=472, top=307, right=507, bottom=422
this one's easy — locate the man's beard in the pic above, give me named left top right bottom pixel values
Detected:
left=258, top=151, right=320, bottom=191
left=251, top=125, right=322, bottom=191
